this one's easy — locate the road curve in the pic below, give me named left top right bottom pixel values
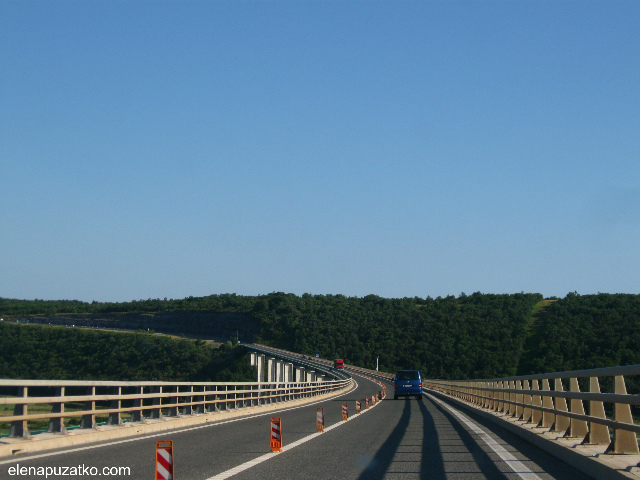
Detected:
left=1, top=373, right=592, bottom=480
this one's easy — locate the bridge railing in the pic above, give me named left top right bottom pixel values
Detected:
left=0, top=377, right=350, bottom=439
left=425, top=364, right=640, bottom=455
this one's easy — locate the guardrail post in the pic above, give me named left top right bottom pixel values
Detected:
left=130, top=386, right=145, bottom=422
left=585, top=377, right=610, bottom=445
left=80, top=386, right=97, bottom=429
left=167, top=386, right=179, bottom=416
left=251, top=384, right=259, bottom=406
left=107, top=386, right=123, bottom=425
left=567, top=378, right=588, bottom=439
left=608, top=375, right=639, bottom=454
left=48, top=386, right=67, bottom=434
left=506, top=380, right=515, bottom=416
left=541, top=379, right=555, bottom=428
left=497, top=381, right=504, bottom=413
left=9, top=386, right=30, bottom=438
left=521, top=380, right=532, bottom=422
left=204, top=386, right=214, bottom=412
left=182, top=385, right=193, bottom=415
left=553, top=378, right=570, bottom=434
left=149, top=386, right=162, bottom=419
left=194, top=386, right=205, bottom=414
left=488, top=382, right=495, bottom=410
left=223, top=385, right=229, bottom=410
left=515, top=380, right=523, bottom=418
left=531, top=380, right=542, bottom=425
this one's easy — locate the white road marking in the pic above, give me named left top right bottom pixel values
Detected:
left=205, top=384, right=381, bottom=480
left=0, top=379, right=360, bottom=466
left=425, top=392, right=544, bottom=480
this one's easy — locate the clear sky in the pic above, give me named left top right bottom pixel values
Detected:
left=2, top=1, right=639, bottom=303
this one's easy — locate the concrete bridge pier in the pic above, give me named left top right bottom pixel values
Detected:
left=284, top=363, right=294, bottom=382
left=266, top=358, right=276, bottom=383
left=250, top=353, right=266, bottom=382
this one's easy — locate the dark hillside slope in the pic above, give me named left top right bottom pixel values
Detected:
left=516, top=293, right=640, bottom=374
left=0, top=323, right=254, bottom=382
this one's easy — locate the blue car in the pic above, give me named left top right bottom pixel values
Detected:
left=394, top=370, right=422, bottom=400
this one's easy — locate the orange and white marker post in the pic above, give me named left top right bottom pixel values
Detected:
left=372, top=395, right=376, bottom=406
left=155, top=440, right=174, bottom=480
left=341, top=402, right=348, bottom=421
left=365, top=398, right=369, bottom=409
left=356, top=399, right=361, bottom=414
left=316, top=408, right=324, bottom=433
left=270, top=417, right=282, bottom=452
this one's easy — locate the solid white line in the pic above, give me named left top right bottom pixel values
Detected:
left=0, top=380, right=359, bottom=466
left=425, top=392, right=543, bottom=480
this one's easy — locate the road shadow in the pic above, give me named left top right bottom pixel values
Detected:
left=428, top=397, right=511, bottom=480
left=418, top=398, right=447, bottom=480
left=357, top=399, right=412, bottom=480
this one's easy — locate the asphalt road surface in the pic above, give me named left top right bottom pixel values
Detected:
left=0, top=374, right=593, bottom=480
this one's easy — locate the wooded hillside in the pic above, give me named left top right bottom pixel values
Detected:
left=2, top=292, right=640, bottom=381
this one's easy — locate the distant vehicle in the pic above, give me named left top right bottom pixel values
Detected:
left=334, top=359, right=344, bottom=369
left=394, top=370, right=422, bottom=400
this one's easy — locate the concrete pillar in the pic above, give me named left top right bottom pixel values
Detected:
left=257, top=354, right=265, bottom=382
left=250, top=352, right=257, bottom=366
left=295, top=367, right=305, bottom=382
left=307, top=371, right=316, bottom=382
left=267, top=358, right=276, bottom=382
left=285, top=363, right=294, bottom=382
left=275, top=361, right=283, bottom=382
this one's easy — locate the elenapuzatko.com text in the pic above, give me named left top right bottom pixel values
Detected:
left=8, top=464, right=131, bottom=477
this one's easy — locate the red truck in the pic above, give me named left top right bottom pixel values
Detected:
left=334, top=359, right=344, bottom=369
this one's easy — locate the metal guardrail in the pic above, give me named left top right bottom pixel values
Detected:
left=425, top=364, right=640, bottom=455
left=0, top=377, right=351, bottom=439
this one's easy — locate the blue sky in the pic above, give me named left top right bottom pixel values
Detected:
left=2, top=1, right=639, bottom=303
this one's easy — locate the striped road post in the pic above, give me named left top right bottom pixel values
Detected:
left=270, top=417, right=282, bottom=452
left=155, top=440, right=174, bottom=480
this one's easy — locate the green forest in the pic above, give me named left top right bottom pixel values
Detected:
left=2, top=292, right=640, bottom=382
left=0, top=323, right=254, bottom=382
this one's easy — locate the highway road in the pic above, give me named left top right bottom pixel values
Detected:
left=0, top=373, right=593, bottom=480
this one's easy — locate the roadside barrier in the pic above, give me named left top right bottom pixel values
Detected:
left=0, top=377, right=351, bottom=440
left=341, top=402, right=348, bottom=421
left=356, top=399, right=361, bottom=414
left=270, top=417, right=282, bottom=452
left=425, top=364, right=640, bottom=455
left=155, top=440, right=174, bottom=480
left=316, top=408, right=324, bottom=433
